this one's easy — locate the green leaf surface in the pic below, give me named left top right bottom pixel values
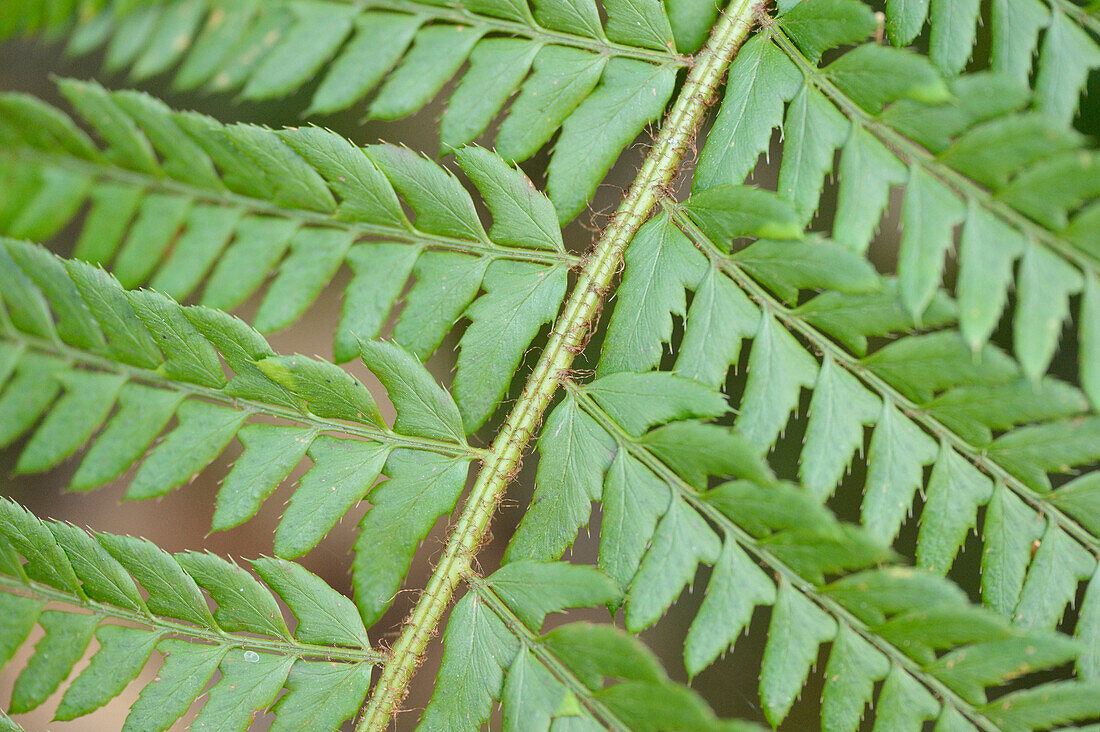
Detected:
left=56, top=625, right=160, bottom=721
left=801, top=355, right=880, bottom=499
left=825, top=44, right=952, bottom=114
left=862, top=401, right=938, bottom=543
left=642, top=421, right=774, bottom=487
left=71, top=384, right=184, bottom=492
left=684, top=539, right=775, bottom=676
left=455, top=146, right=566, bottom=253
left=454, top=261, right=568, bottom=431
left=419, top=593, right=519, bottom=731
left=126, top=400, right=246, bottom=501
left=353, top=451, right=470, bottom=626
left=253, top=227, right=355, bottom=334
left=275, top=436, right=390, bottom=559
left=496, top=46, right=608, bottom=163
left=336, top=244, right=420, bottom=363
left=98, top=533, right=215, bottom=629
left=1013, top=522, right=1094, bottom=630
left=872, top=665, right=939, bottom=730
left=177, top=551, right=290, bottom=639
left=441, top=39, right=539, bottom=150
left=759, top=580, right=837, bottom=726
left=541, top=622, right=665, bottom=689
left=47, top=521, right=144, bottom=612
left=368, top=25, right=485, bottom=121
left=367, top=143, right=487, bottom=242
left=779, top=0, right=877, bottom=62
left=598, top=213, right=708, bottom=377
left=1014, top=243, right=1083, bottom=380
left=694, top=34, right=801, bottom=191
left=861, top=331, right=1019, bottom=404
left=279, top=127, right=405, bottom=228
left=127, top=288, right=226, bottom=389
left=213, top=424, right=317, bottom=533
left=252, top=556, right=369, bottom=648
left=676, top=267, right=760, bottom=388
left=547, top=58, right=676, bottom=222
left=929, top=634, right=1077, bottom=704
left=501, top=648, right=565, bottom=732
left=488, top=561, right=620, bottom=629
left=0, top=497, right=82, bottom=593
left=583, top=371, right=727, bottom=437
left=258, top=354, right=384, bottom=427
left=506, top=395, right=617, bottom=562
left=625, top=497, right=720, bottom=631
left=360, top=339, right=466, bottom=444
left=777, top=84, right=849, bottom=223
left=737, top=313, right=819, bottom=452
left=15, top=370, right=125, bottom=475
left=192, top=649, right=295, bottom=732
left=10, top=610, right=99, bottom=714
left=981, top=483, right=1046, bottom=615
left=0, top=594, right=42, bottom=668
left=124, top=640, right=228, bottom=732
left=821, top=625, right=889, bottom=732
left=916, top=446, right=993, bottom=574
left=268, top=660, right=373, bottom=732
left=732, top=238, right=880, bottom=303
left=988, top=417, right=1100, bottom=491
left=684, top=185, right=802, bottom=243
left=394, top=251, right=489, bottom=359
left=897, top=166, right=966, bottom=319
left=599, top=451, right=672, bottom=593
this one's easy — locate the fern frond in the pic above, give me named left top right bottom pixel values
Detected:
left=3, top=0, right=689, bottom=220
left=0, top=497, right=377, bottom=729
left=418, top=562, right=760, bottom=731
left=695, top=8, right=1100, bottom=402
left=0, top=238, right=490, bottom=622
left=0, top=83, right=572, bottom=430
left=600, top=198, right=1100, bottom=677
left=503, top=371, right=1085, bottom=730
left=882, top=0, right=1100, bottom=112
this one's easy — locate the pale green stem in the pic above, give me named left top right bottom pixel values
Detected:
left=354, top=1, right=761, bottom=728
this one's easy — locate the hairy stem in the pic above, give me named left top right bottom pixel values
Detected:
left=355, top=1, right=760, bottom=728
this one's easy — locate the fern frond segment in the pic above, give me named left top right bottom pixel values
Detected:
left=590, top=195, right=1100, bottom=701
left=418, top=562, right=757, bottom=731
left=0, top=83, right=572, bottom=430
left=0, top=497, right=376, bottom=730
left=504, top=371, right=1086, bottom=730
left=688, top=0, right=1100, bottom=409
left=0, top=237, right=488, bottom=604
left=6, top=0, right=687, bottom=220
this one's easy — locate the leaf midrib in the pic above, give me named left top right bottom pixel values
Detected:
left=2, top=331, right=485, bottom=461
left=3, top=147, right=577, bottom=268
